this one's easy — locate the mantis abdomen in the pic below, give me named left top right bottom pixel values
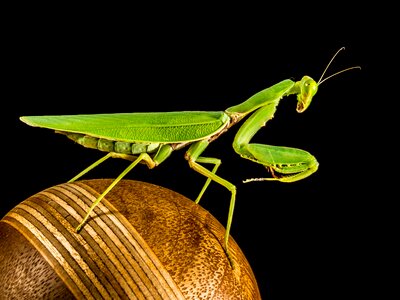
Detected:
left=59, top=132, right=161, bottom=155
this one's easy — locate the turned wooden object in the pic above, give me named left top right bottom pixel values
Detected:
left=0, top=179, right=261, bottom=299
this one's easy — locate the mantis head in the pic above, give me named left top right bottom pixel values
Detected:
left=296, top=76, right=318, bottom=113
left=296, top=47, right=361, bottom=114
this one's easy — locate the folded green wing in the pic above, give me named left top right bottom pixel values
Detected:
left=20, top=111, right=230, bottom=143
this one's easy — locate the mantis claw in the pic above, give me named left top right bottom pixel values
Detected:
left=243, top=177, right=278, bottom=183
left=243, top=158, right=319, bottom=184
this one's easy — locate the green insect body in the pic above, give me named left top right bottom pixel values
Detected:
left=19, top=47, right=359, bottom=267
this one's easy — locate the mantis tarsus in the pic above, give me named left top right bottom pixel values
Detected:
left=20, top=47, right=360, bottom=267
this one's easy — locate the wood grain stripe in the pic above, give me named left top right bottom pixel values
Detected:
left=53, top=185, right=154, bottom=299
left=67, top=182, right=185, bottom=300
left=3, top=182, right=185, bottom=300
left=70, top=183, right=185, bottom=299
left=25, top=195, right=123, bottom=298
left=3, top=212, right=96, bottom=299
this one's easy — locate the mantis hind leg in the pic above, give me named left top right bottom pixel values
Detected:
left=68, top=152, right=135, bottom=183
left=75, top=152, right=157, bottom=232
left=74, top=145, right=173, bottom=232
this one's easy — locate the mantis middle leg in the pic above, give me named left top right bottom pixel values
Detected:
left=185, top=140, right=236, bottom=266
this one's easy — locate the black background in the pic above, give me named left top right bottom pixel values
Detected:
left=2, top=5, right=386, bottom=300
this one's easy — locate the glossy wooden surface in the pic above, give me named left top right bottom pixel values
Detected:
left=0, top=179, right=261, bottom=299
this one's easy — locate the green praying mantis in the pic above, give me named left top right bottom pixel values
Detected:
left=20, top=47, right=360, bottom=267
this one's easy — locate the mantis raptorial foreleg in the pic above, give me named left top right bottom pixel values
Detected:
left=232, top=89, right=319, bottom=183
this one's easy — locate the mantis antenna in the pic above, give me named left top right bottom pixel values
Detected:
left=318, top=47, right=361, bottom=85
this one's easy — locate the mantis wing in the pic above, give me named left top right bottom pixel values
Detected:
left=20, top=111, right=230, bottom=143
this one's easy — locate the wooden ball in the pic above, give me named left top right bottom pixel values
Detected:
left=0, top=179, right=261, bottom=299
